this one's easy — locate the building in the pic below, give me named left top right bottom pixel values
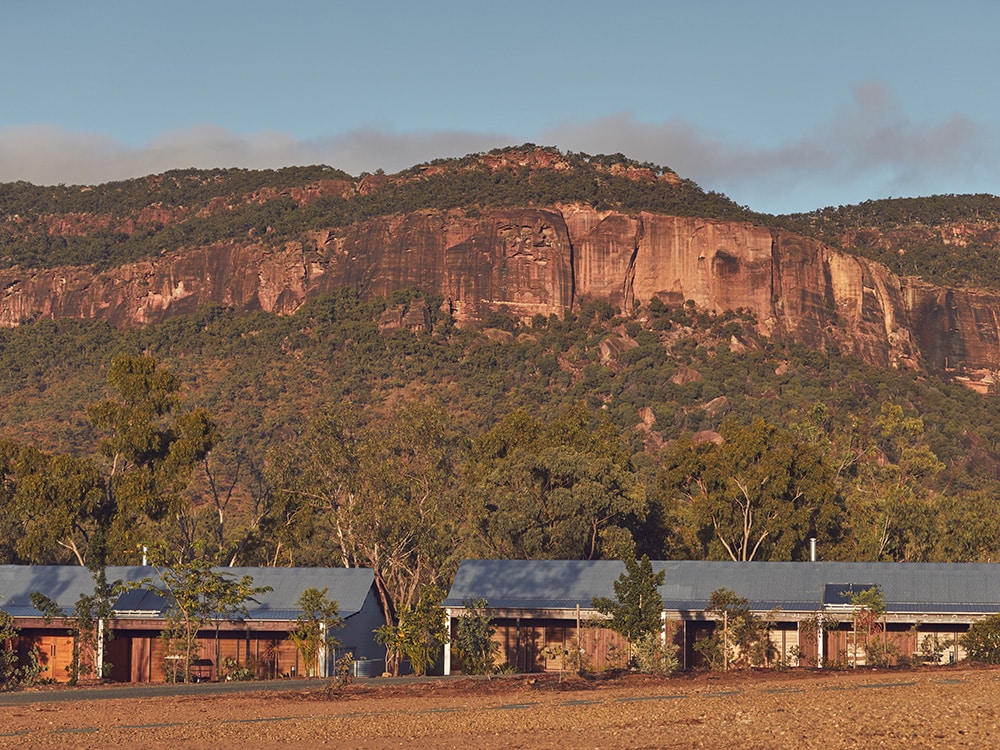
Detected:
left=442, top=560, right=1000, bottom=673
left=0, top=565, right=386, bottom=683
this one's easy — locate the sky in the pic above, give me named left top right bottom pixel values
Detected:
left=1, top=0, right=997, bottom=214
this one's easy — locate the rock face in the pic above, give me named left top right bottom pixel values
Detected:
left=1, top=203, right=999, bottom=389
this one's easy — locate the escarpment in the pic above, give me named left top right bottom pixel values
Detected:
left=2, top=201, right=1000, bottom=390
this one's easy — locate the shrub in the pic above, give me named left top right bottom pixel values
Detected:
left=453, top=599, right=500, bottom=676
left=0, top=611, right=41, bottom=690
left=961, top=614, right=1000, bottom=663
left=632, top=631, right=679, bottom=674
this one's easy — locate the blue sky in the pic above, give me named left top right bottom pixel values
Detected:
left=1, top=0, right=997, bottom=214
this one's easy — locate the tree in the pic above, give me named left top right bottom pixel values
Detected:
left=452, top=598, right=500, bottom=676
left=289, top=588, right=344, bottom=678
left=592, top=552, right=664, bottom=665
left=700, top=588, right=773, bottom=671
left=12, top=452, right=105, bottom=566
left=658, top=418, right=841, bottom=562
left=375, top=585, right=449, bottom=677
left=960, top=614, right=1000, bottom=664
left=846, top=586, right=889, bottom=667
left=467, top=404, right=647, bottom=561
left=839, top=404, right=944, bottom=562
left=152, top=561, right=267, bottom=683
left=86, top=354, right=216, bottom=565
left=271, top=401, right=463, bottom=623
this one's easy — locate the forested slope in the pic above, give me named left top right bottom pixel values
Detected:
left=3, top=148, right=1000, bottom=624
left=2, top=289, right=1000, bottom=590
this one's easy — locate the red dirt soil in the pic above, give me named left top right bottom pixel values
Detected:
left=2, top=666, right=999, bottom=748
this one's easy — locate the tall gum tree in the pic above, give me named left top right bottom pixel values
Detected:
left=465, top=403, right=647, bottom=560
left=85, top=354, right=215, bottom=565
left=657, top=418, right=843, bottom=561
left=271, top=400, right=463, bottom=624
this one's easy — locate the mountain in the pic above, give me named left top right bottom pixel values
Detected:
left=2, top=146, right=1000, bottom=393
left=7, top=148, right=1000, bottom=569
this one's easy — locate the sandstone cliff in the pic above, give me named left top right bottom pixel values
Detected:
left=1, top=203, right=999, bottom=390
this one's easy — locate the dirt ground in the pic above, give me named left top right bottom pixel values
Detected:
left=2, top=666, right=999, bottom=749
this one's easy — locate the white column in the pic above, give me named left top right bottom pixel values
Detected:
left=319, top=621, right=327, bottom=677
left=97, top=619, right=105, bottom=680
left=817, top=617, right=824, bottom=669
left=443, top=608, right=452, bottom=676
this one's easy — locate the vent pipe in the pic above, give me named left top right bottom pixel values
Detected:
left=810, top=537, right=817, bottom=562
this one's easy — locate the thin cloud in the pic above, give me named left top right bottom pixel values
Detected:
left=0, top=84, right=994, bottom=215
left=0, top=124, right=508, bottom=186
left=543, top=83, right=993, bottom=211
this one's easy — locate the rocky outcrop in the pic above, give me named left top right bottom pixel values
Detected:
left=2, top=204, right=1000, bottom=389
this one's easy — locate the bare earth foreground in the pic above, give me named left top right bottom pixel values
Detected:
left=2, top=667, right=1000, bottom=749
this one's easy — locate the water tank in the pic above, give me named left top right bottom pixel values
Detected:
left=352, top=658, right=385, bottom=678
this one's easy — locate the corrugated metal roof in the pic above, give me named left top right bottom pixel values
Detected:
left=444, top=560, right=1000, bottom=615
left=0, top=565, right=376, bottom=621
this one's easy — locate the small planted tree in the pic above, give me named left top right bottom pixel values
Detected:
left=376, top=585, right=449, bottom=676
left=289, top=588, right=344, bottom=678
left=453, top=598, right=500, bottom=676
left=153, top=562, right=268, bottom=683
left=592, top=552, right=666, bottom=669
left=701, top=588, right=773, bottom=670
left=846, top=586, right=890, bottom=667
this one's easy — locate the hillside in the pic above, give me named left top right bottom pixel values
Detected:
left=3, top=147, right=1000, bottom=588
left=2, top=285, right=1000, bottom=568
left=3, top=147, right=1000, bottom=393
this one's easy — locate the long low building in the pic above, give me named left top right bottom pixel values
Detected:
left=442, top=560, right=1000, bottom=673
left=0, top=565, right=386, bottom=683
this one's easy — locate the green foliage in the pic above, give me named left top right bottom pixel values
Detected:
left=0, top=610, right=41, bottom=690
left=270, top=400, right=463, bottom=623
left=845, top=586, right=890, bottom=667
left=467, top=404, right=646, bottom=560
left=151, top=561, right=268, bottom=683
left=220, top=656, right=257, bottom=681
left=631, top=630, right=679, bottom=675
left=289, top=587, right=344, bottom=678
left=657, top=418, right=843, bottom=562
left=700, top=588, right=774, bottom=671
left=452, top=598, right=500, bottom=676
left=592, top=552, right=665, bottom=660
left=85, top=354, right=216, bottom=565
left=781, top=194, right=1000, bottom=289
left=960, top=614, right=1000, bottom=664
left=4, top=283, right=1000, bottom=569
left=375, top=585, right=449, bottom=677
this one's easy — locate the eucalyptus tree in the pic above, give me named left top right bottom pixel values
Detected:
left=657, top=418, right=842, bottom=561
left=465, top=404, right=647, bottom=561
left=270, top=400, right=464, bottom=623
left=86, top=353, right=216, bottom=564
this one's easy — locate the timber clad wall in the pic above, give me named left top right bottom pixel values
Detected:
left=19, top=628, right=334, bottom=684
left=484, top=620, right=630, bottom=673
left=462, top=617, right=972, bottom=674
